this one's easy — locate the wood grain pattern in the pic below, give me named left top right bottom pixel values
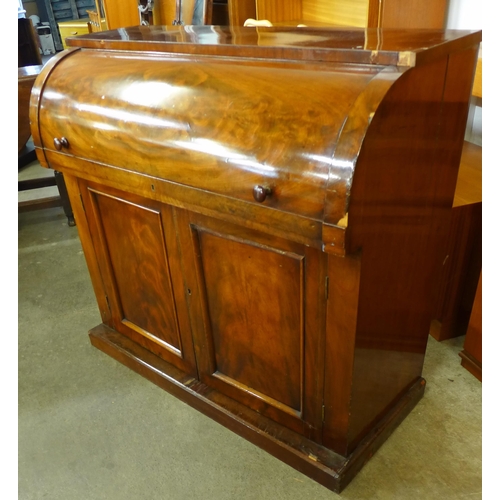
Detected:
left=377, top=0, right=447, bottom=29
left=35, top=47, right=380, bottom=223
left=302, top=0, right=368, bottom=27
left=197, top=230, right=304, bottom=412
left=339, top=48, right=479, bottom=452
left=256, top=0, right=302, bottom=23
left=102, top=0, right=139, bottom=29
left=63, top=26, right=481, bottom=68
left=322, top=253, right=361, bottom=454
left=228, top=0, right=256, bottom=26
left=30, top=26, right=482, bottom=491
left=79, top=181, right=198, bottom=376
left=179, top=210, right=327, bottom=437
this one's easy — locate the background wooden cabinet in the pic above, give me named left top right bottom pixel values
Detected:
left=234, top=0, right=447, bottom=28
left=102, top=0, right=196, bottom=29
left=99, top=0, right=448, bottom=29
left=36, top=0, right=98, bottom=50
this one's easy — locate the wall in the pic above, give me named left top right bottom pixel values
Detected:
left=446, top=0, right=482, bottom=30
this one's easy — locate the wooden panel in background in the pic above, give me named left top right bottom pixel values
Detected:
left=228, top=0, right=255, bottom=25
left=376, top=0, right=447, bottom=29
left=256, top=0, right=302, bottom=23
left=102, top=0, right=139, bottom=29
left=302, top=0, right=368, bottom=27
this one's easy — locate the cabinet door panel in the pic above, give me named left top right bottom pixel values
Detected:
left=199, top=229, right=303, bottom=412
left=80, top=181, right=197, bottom=377
left=178, top=210, right=326, bottom=437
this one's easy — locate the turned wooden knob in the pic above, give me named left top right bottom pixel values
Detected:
left=253, top=185, right=272, bottom=203
left=53, top=137, right=69, bottom=151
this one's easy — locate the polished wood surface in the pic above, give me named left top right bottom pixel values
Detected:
left=30, top=27, right=481, bottom=492
left=79, top=182, right=198, bottom=374
left=65, top=26, right=480, bottom=68
left=176, top=209, right=327, bottom=438
left=459, top=272, right=482, bottom=381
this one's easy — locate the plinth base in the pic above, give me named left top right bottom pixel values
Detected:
left=89, top=324, right=425, bottom=493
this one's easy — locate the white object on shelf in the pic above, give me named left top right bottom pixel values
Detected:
left=36, top=25, right=56, bottom=55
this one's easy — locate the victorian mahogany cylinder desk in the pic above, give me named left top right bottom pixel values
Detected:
left=30, top=26, right=481, bottom=492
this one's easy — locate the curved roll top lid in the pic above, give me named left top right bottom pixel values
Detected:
left=33, top=47, right=400, bottom=226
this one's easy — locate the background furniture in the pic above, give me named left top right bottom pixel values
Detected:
left=18, top=17, right=43, bottom=67
left=430, top=55, right=482, bottom=341
left=35, top=0, right=99, bottom=50
left=57, top=18, right=91, bottom=48
left=18, top=65, right=75, bottom=226
left=18, top=65, right=42, bottom=156
left=87, top=10, right=103, bottom=32
left=31, top=26, right=481, bottom=492
left=102, top=0, right=201, bottom=29
left=99, top=0, right=447, bottom=29
left=459, top=272, right=482, bottom=381
left=230, top=0, right=447, bottom=27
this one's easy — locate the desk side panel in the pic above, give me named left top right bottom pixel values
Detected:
left=342, top=45, right=479, bottom=452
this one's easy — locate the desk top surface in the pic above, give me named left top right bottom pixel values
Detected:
left=67, top=26, right=481, bottom=67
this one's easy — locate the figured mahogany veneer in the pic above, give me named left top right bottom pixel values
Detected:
left=30, top=26, right=481, bottom=492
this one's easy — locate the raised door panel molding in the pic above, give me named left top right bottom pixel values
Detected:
left=81, top=183, right=198, bottom=376
left=180, top=211, right=326, bottom=438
